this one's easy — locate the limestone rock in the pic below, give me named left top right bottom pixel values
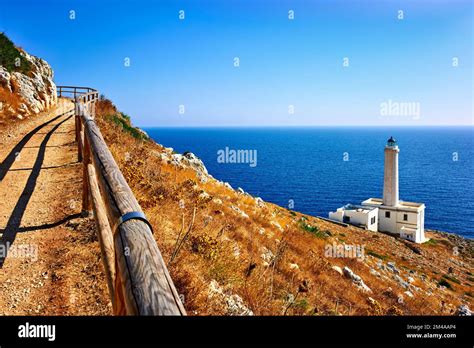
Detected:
left=230, top=205, right=249, bottom=219
left=343, top=266, right=372, bottom=293
left=255, top=197, right=265, bottom=208
left=169, top=151, right=209, bottom=177
left=261, top=247, right=274, bottom=264
left=289, top=263, right=299, bottom=271
left=271, top=221, right=283, bottom=232
left=182, top=152, right=208, bottom=175
left=208, top=280, right=253, bottom=316
left=457, top=305, right=471, bottom=316
left=0, top=47, right=57, bottom=118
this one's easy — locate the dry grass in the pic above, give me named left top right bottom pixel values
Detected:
left=0, top=86, right=23, bottom=125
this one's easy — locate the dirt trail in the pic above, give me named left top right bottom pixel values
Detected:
left=0, top=99, right=111, bottom=315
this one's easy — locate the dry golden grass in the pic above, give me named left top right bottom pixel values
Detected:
left=93, top=98, right=473, bottom=316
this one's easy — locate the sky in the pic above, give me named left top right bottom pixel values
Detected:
left=0, top=0, right=472, bottom=127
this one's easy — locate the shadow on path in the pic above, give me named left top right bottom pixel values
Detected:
left=0, top=110, right=73, bottom=182
left=7, top=162, right=78, bottom=172
left=0, top=213, right=82, bottom=234
left=0, top=113, right=73, bottom=268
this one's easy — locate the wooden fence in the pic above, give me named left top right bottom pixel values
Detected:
left=57, top=86, right=186, bottom=316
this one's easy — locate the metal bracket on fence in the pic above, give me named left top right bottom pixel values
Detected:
left=113, top=211, right=154, bottom=235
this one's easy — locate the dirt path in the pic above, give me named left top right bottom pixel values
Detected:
left=0, top=99, right=111, bottom=315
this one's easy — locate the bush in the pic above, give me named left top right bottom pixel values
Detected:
left=367, top=250, right=389, bottom=261
left=423, top=239, right=438, bottom=246
left=107, top=113, right=147, bottom=140
left=438, top=278, right=452, bottom=290
left=0, top=33, right=32, bottom=74
left=442, top=274, right=460, bottom=285
left=300, top=221, right=318, bottom=233
left=299, top=221, right=328, bottom=239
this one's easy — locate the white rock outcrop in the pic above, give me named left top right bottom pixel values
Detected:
left=343, top=266, right=372, bottom=293
left=0, top=48, right=57, bottom=117
left=208, top=280, right=253, bottom=316
left=230, top=205, right=249, bottom=219
left=457, top=305, right=472, bottom=316
left=170, top=151, right=208, bottom=177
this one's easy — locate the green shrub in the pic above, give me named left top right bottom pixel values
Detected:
left=299, top=221, right=328, bottom=239
left=300, top=221, right=318, bottom=233
left=423, top=239, right=438, bottom=246
left=107, top=113, right=147, bottom=140
left=442, top=274, right=460, bottom=285
left=367, top=250, right=389, bottom=261
left=0, top=33, right=32, bottom=74
left=438, top=278, right=452, bottom=290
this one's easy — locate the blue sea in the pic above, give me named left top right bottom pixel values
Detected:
left=143, top=127, right=474, bottom=239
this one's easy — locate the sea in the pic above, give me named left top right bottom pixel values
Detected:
left=143, top=127, right=474, bottom=239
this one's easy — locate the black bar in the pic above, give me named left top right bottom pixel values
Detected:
left=0, top=316, right=471, bottom=346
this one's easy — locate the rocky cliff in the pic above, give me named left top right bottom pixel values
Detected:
left=0, top=33, right=57, bottom=121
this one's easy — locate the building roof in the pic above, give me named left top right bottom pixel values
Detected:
left=342, top=203, right=378, bottom=213
left=361, top=198, right=425, bottom=212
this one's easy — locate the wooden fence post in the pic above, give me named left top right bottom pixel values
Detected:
left=75, top=102, right=83, bottom=162
left=82, top=130, right=91, bottom=215
left=87, top=163, right=117, bottom=311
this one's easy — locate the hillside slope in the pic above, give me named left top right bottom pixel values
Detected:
left=94, top=99, right=473, bottom=316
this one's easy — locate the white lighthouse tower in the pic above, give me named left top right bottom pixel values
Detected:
left=383, top=136, right=399, bottom=207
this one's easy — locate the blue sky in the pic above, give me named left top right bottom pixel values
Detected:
left=1, top=0, right=472, bottom=126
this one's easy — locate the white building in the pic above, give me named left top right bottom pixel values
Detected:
left=329, top=137, right=426, bottom=243
left=329, top=204, right=378, bottom=231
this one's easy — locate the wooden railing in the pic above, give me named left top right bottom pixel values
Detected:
left=57, top=86, right=186, bottom=316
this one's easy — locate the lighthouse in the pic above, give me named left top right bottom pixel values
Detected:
left=383, top=136, right=399, bottom=206
left=329, top=136, right=427, bottom=243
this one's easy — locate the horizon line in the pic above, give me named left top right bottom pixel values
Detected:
left=139, top=124, right=474, bottom=128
